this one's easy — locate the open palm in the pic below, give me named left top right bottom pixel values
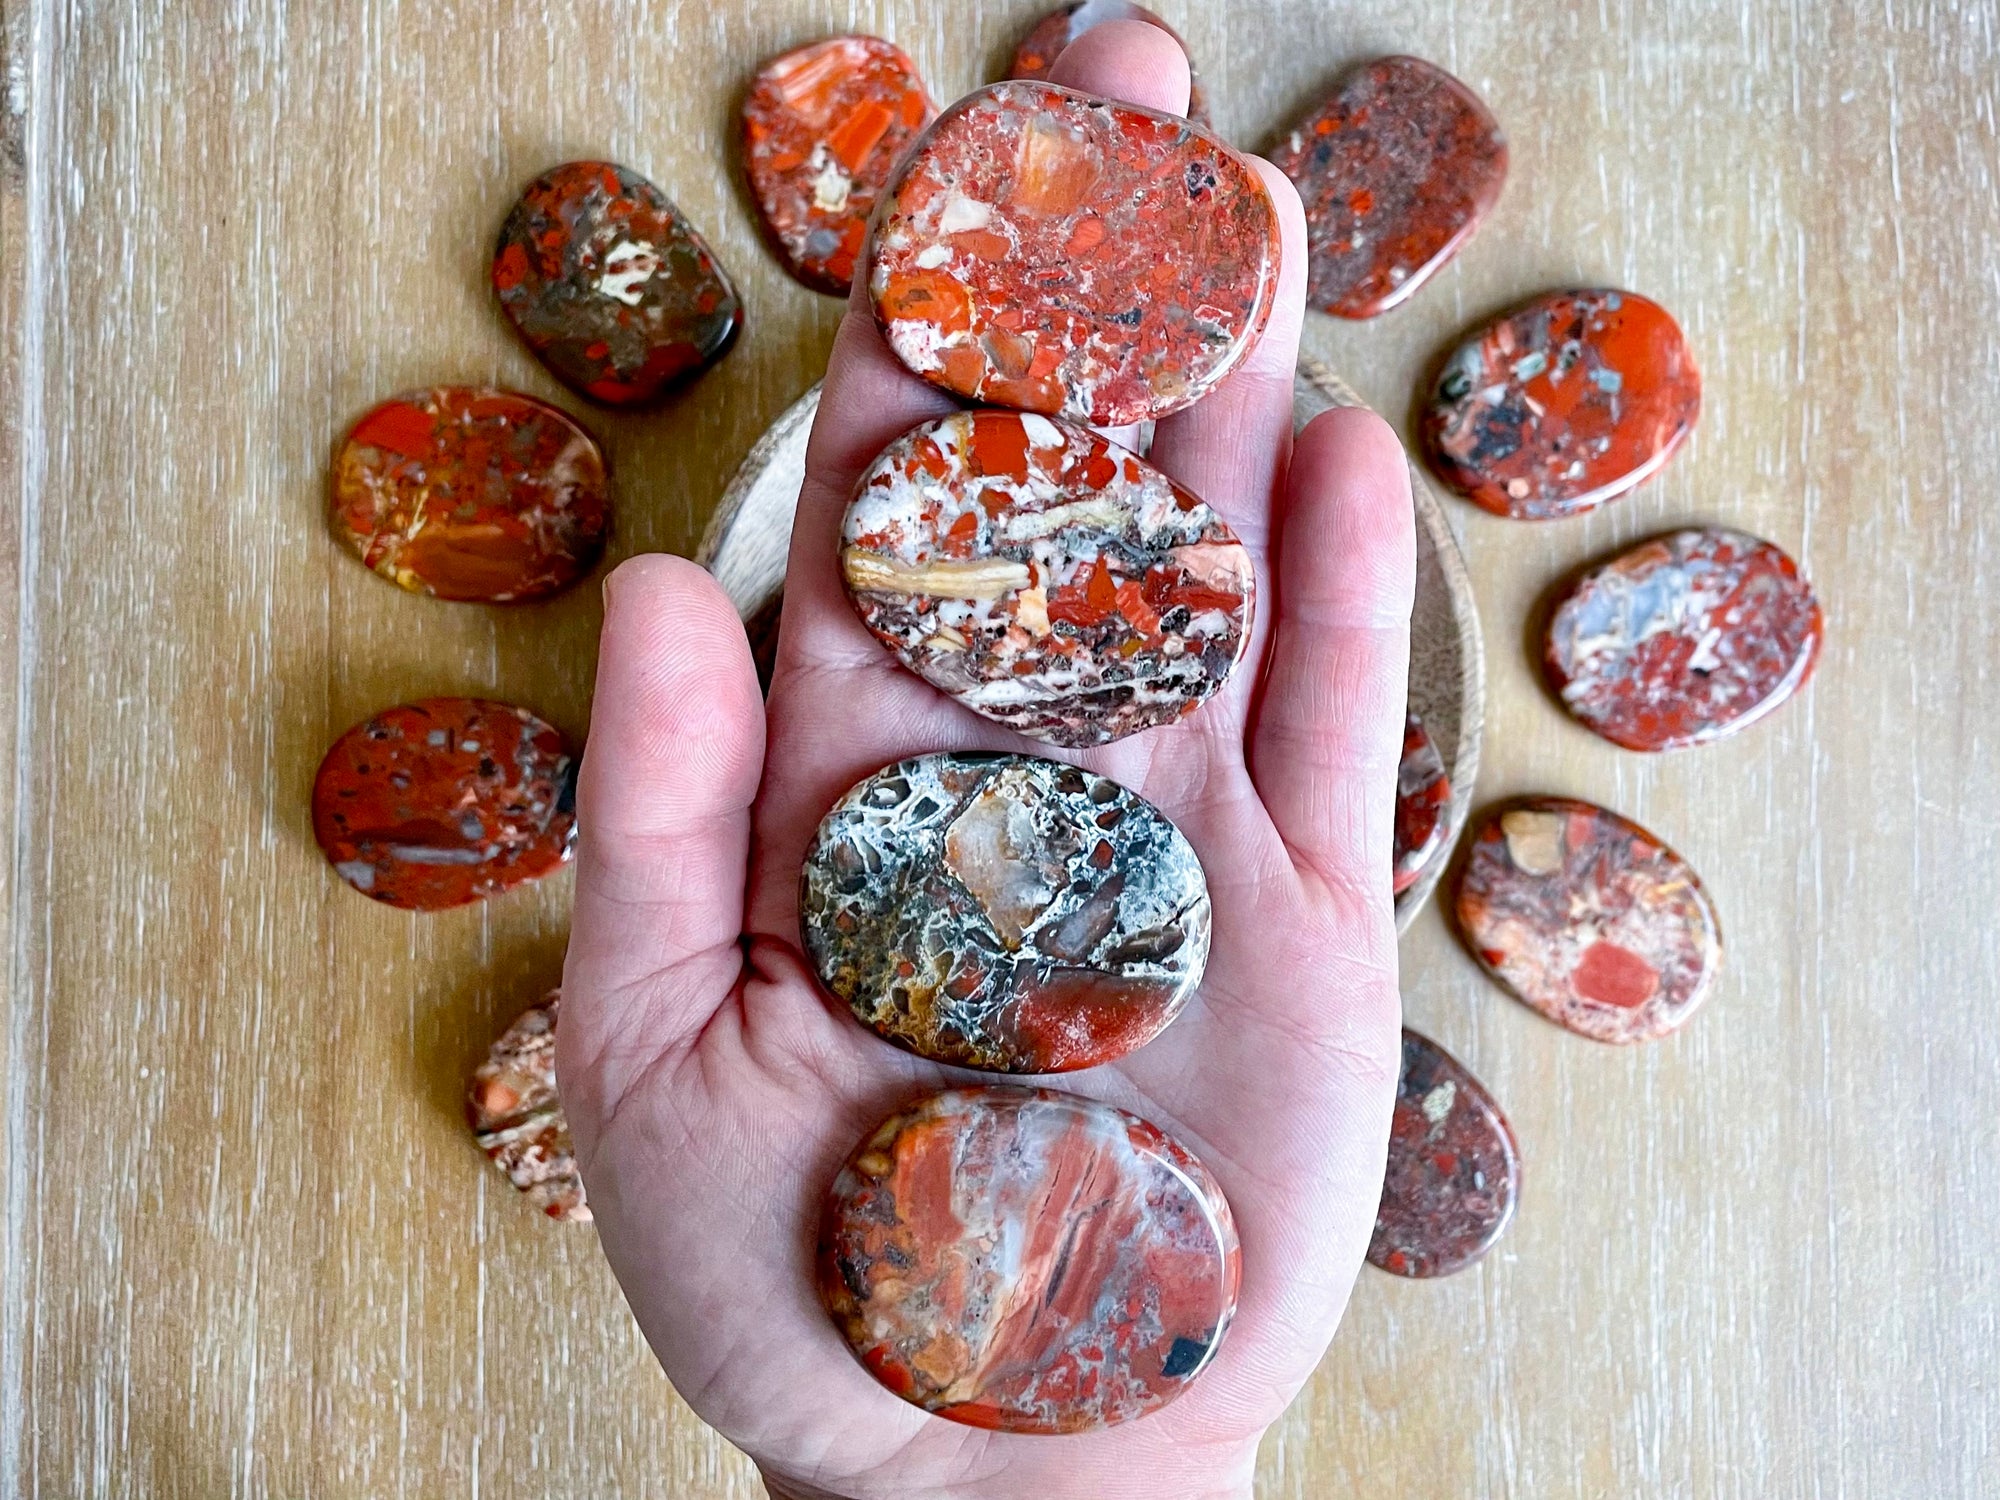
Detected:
left=558, top=25, right=1414, bottom=1500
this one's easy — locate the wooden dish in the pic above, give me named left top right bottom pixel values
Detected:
left=697, top=361, right=1485, bottom=931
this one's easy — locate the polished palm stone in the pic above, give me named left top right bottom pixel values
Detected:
left=493, top=160, right=742, bottom=406
left=818, top=1086, right=1240, bottom=1433
left=329, top=387, right=610, bottom=603
left=1423, top=289, right=1700, bottom=519
left=467, top=990, right=590, bottom=1223
left=1393, top=713, right=1450, bottom=895
left=1271, top=55, right=1507, bottom=319
left=1455, top=797, right=1722, bottom=1043
left=869, top=81, right=1280, bottom=425
left=312, top=698, right=576, bottom=911
left=842, top=411, right=1253, bottom=746
left=1007, top=1, right=1211, bottom=125
left=743, top=35, right=935, bottom=295
left=1546, top=528, right=1823, bottom=751
left=801, top=753, right=1210, bottom=1073
left=1370, top=1028, right=1518, bottom=1277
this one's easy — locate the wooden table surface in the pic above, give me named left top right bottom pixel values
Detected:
left=4, top=1, right=1997, bottom=1495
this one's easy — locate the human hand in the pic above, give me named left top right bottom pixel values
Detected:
left=559, top=22, right=1415, bottom=1500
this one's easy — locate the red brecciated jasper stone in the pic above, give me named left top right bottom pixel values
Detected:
left=1455, top=798, right=1722, bottom=1043
left=1423, top=289, right=1701, bottom=519
left=842, top=411, right=1253, bottom=746
left=329, top=387, right=609, bottom=603
left=818, top=1086, right=1240, bottom=1433
left=1546, top=528, right=1823, bottom=752
left=1369, top=1028, right=1519, bottom=1278
left=1008, top=2, right=1211, bottom=126
left=493, top=160, right=742, bottom=406
left=467, top=990, right=590, bottom=1223
left=1271, top=55, right=1507, bottom=320
left=312, top=698, right=577, bottom=911
left=869, top=81, right=1280, bottom=426
left=1394, top=713, right=1450, bottom=895
left=743, top=36, right=935, bottom=296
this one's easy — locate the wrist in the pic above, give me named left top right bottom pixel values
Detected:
left=759, top=1446, right=1257, bottom=1500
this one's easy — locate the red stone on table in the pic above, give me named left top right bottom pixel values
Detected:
left=869, top=80, right=1280, bottom=426
left=467, top=990, right=590, bottom=1223
left=1270, top=55, right=1506, bottom=320
left=329, top=387, right=610, bottom=604
left=1369, top=1028, right=1518, bottom=1278
left=1394, top=713, right=1450, bottom=895
left=1545, top=528, right=1824, bottom=752
left=819, top=1086, right=1239, bottom=1433
left=743, top=36, right=935, bottom=296
left=802, top=753, right=1210, bottom=1073
left=843, top=411, right=1253, bottom=746
left=1422, top=289, right=1701, bottom=519
left=312, top=698, right=577, bottom=911
left=1008, top=2, right=1211, bottom=126
left=492, top=160, right=742, bottom=406
left=1455, top=798, right=1722, bottom=1043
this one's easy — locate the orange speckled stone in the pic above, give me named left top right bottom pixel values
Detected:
left=1008, top=2, right=1211, bottom=126
left=1393, top=713, right=1450, bottom=895
left=1423, top=289, right=1701, bottom=519
left=869, top=81, right=1280, bottom=426
left=743, top=36, right=935, bottom=296
left=493, top=161, right=742, bottom=407
left=467, top=991, right=590, bottom=1223
left=1455, top=797, right=1722, bottom=1043
left=329, top=387, right=609, bottom=604
left=1270, top=55, right=1506, bottom=319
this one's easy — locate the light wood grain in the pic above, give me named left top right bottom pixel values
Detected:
left=3, top=2, right=1996, bottom=1497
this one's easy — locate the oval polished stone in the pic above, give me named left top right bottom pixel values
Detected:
left=467, top=990, right=590, bottom=1223
left=1393, top=712, right=1450, bottom=895
left=1007, top=2, right=1211, bottom=126
left=1455, top=798, right=1722, bottom=1043
left=1546, top=528, right=1824, bottom=751
left=868, top=80, right=1280, bottom=425
left=1271, top=55, right=1507, bottom=319
left=801, top=752, right=1210, bottom=1073
left=842, top=411, right=1253, bottom=746
left=818, top=1086, right=1240, bottom=1433
left=312, top=698, right=577, bottom=911
left=329, top=387, right=610, bottom=603
left=492, top=160, right=743, bottom=406
left=1369, top=1028, right=1519, bottom=1277
left=743, top=36, right=935, bottom=296
left=1423, top=289, right=1701, bottom=519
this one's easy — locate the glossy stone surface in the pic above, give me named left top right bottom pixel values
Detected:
left=1393, top=713, right=1450, bottom=895
left=493, top=160, right=742, bottom=406
left=1271, top=55, right=1507, bottom=320
left=467, top=991, right=589, bottom=1222
left=818, top=1086, right=1239, bottom=1433
left=329, top=387, right=610, bottom=603
left=1456, top=798, right=1722, bottom=1043
left=743, top=36, right=935, bottom=295
left=802, top=753, right=1209, bottom=1073
left=869, top=81, right=1280, bottom=426
left=1423, top=289, right=1701, bottom=519
left=843, top=411, right=1253, bottom=746
left=1007, top=2, right=1211, bottom=125
left=1546, top=528, right=1823, bottom=751
left=312, top=698, right=576, bottom=911
left=1369, top=1029, right=1518, bottom=1277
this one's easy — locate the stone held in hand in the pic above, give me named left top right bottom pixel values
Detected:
left=801, top=751, right=1210, bottom=1074
left=329, top=387, right=610, bottom=604
left=743, top=35, right=936, bottom=296
left=868, top=80, right=1280, bottom=426
left=818, top=1085, right=1240, bottom=1433
left=1455, top=797, right=1722, bottom=1043
left=466, top=990, right=590, bottom=1222
left=841, top=410, right=1254, bottom=746
left=493, top=160, right=743, bottom=407
left=1394, top=712, right=1451, bottom=895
